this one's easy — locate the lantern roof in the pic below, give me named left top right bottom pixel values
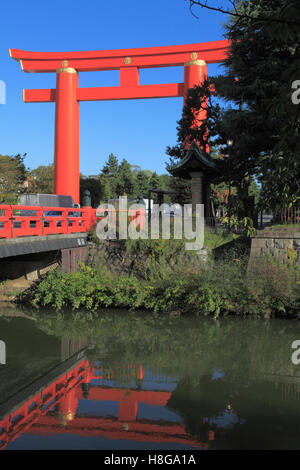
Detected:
left=168, top=141, right=219, bottom=180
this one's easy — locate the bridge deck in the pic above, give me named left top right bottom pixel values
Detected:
left=0, top=233, right=87, bottom=258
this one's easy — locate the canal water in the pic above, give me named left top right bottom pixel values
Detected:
left=1, top=304, right=300, bottom=450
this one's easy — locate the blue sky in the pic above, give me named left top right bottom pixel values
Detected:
left=0, top=0, right=229, bottom=176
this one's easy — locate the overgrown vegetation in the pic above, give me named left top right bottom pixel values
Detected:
left=87, top=227, right=241, bottom=279
left=27, top=238, right=299, bottom=318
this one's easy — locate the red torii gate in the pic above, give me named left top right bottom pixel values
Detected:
left=9, top=41, right=229, bottom=204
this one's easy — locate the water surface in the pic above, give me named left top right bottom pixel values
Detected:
left=1, top=304, right=300, bottom=450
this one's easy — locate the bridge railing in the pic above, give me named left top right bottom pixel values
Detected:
left=0, top=206, right=12, bottom=238
left=92, top=208, right=146, bottom=232
left=0, top=205, right=89, bottom=239
left=0, top=205, right=146, bottom=239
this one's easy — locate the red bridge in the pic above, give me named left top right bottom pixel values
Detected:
left=0, top=205, right=144, bottom=270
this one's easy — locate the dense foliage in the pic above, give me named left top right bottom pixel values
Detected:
left=23, top=154, right=173, bottom=207
left=95, top=153, right=173, bottom=204
left=0, top=154, right=27, bottom=204
left=30, top=164, right=54, bottom=194
left=169, top=0, right=300, bottom=212
left=0, top=151, right=174, bottom=208
left=28, top=242, right=299, bottom=318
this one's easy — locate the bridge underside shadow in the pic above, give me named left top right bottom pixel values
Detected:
left=0, top=233, right=88, bottom=281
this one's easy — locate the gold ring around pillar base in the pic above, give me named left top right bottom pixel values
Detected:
left=56, top=67, right=77, bottom=74
left=184, top=59, right=207, bottom=67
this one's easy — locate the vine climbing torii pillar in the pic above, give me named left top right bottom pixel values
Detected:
left=9, top=41, right=229, bottom=205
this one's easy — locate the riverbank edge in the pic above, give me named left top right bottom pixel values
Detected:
left=15, top=258, right=299, bottom=319
left=3, top=230, right=300, bottom=319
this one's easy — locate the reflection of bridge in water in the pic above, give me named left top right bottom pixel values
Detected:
left=0, top=345, right=206, bottom=450
left=2, top=335, right=300, bottom=450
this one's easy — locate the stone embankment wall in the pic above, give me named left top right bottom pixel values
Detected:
left=87, top=241, right=145, bottom=277
left=249, top=229, right=300, bottom=264
left=87, top=240, right=200, bottom=279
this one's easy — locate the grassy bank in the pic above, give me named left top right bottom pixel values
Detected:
left=25, top=232, right=299, bottom=318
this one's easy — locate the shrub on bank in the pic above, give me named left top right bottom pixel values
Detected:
left=29, top=256, right=299, bottom=318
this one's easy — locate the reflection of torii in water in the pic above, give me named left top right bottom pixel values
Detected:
left=0, top=349, right=208, bottom=450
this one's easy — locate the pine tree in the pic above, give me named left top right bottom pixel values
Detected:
left=116, top=159, right=135, bottom=197
left=169, top=0, right=300, bottom=210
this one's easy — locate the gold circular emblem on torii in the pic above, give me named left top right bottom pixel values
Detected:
left=61, top=60, right=69, bottom=67
left=191, top=52, right=198, bottom=60
left=124, top=57, right=131, bottom=64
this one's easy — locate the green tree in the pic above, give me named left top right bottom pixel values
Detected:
left=148, top=172, right=161, bottom=203
left=171, top=0, right=300, bottom=212
left=98, top=176, right=112, bottom=203
left=220, top=0, right=300, bottom=208
left=101, top=153, right=119, bottom=178
left=80, top=176, right=103, bottom=207
left=149, top=172, right=160, bottom=191
left=249, top=177, right=261, bottom=206
left=31, top=164, right=53, bottom=194
left=135, top=171, right=151, bottom=197
left=100, top=153, right=119, bottom=198
left=0, top=154, right=27, bottom=204
left=116, top=159, right=135, bottom=196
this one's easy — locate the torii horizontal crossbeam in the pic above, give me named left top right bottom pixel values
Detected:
left=10, top=40, right=229, bottom=72
left=23, top=83, right=185, bottom=103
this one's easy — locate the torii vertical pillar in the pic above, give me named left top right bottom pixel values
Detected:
left=54, top=66, right=80, bottom=204
left=184, top=59, right=208, bottom=215
left=183, top=59, right=207, bottom=133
